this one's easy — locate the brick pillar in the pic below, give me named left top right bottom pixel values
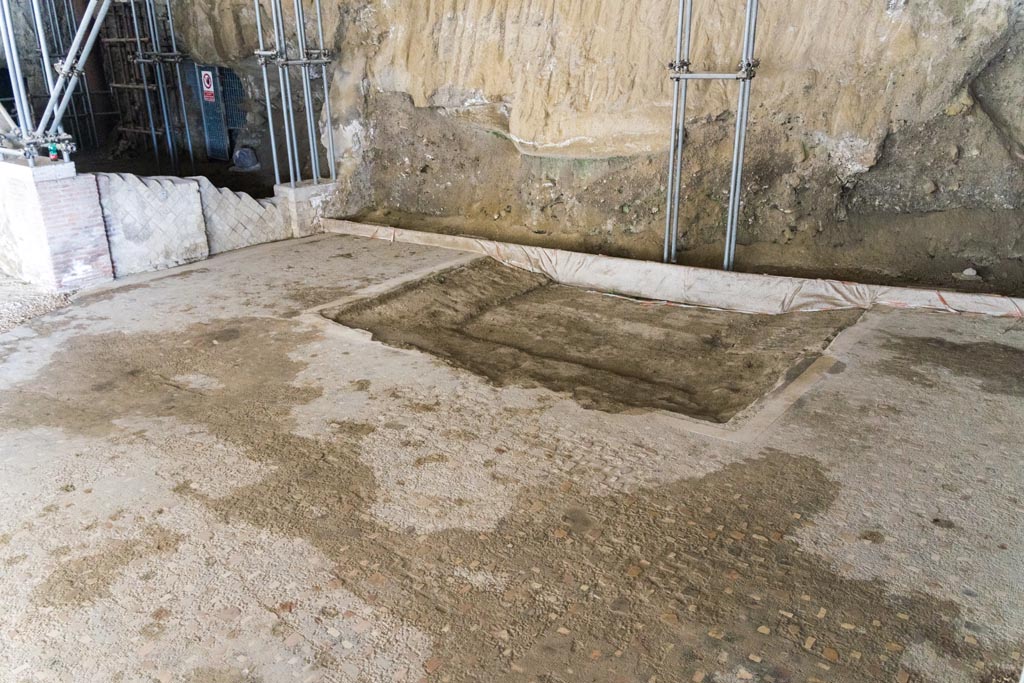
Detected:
left=0, top=160, right=113, bottom=292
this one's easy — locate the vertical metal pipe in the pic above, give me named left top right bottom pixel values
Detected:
left=253, top=0, right=281, bottom=185
left=662, top=0, right=686, bottom=263
left=269, top=0, right=295, bottom=185
left=30, top=0, right=57, bottom=93
left=723, top=0, right=758, bottom=271
left=144, top=0, right=176, bottom=170
left=313, top=0, right=335, bottom=181
left=293, top=0, right=319, bottom=183
left=0, top=1, right=27, bottom=131
left=163, top=0, right=194, bottom=171
left=0, top=0, right=36, bottom=132
left=127, top=0, right=160, bottom=165
left=272, top=0, right=300, bottom=183
left=668, top=0, right=694, bottom=263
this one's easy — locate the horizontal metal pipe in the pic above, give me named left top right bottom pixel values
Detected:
left=672, top=72, right=746, bottom=81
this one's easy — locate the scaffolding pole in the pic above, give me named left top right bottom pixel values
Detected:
left=163, top=0, right=194, bottom=172
left=59, top=0, right=99, bottom=146
left=253, top=0, right=281, bottom=185
left=0, top=0, right=36, bottom=134
left=127, top=0, right=161, bottom=168
left=662, top=0, right=760, bottom=271
left=313, top=0, right=336, bottom=180
left=143, top=0, right=177, bottom=172
left=255, top=0, right=336, bottom=187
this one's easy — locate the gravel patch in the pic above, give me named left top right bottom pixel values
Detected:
left=0, top=275, right=72, bottom=333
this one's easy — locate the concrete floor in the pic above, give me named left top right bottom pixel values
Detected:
left=0, top=235, right=1021, bottom=683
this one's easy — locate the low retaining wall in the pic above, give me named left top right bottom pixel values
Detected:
left=95, top=174, right=209, bottom=277
left=0, top=159, right=336, bottom=291
left=324, top=219, right=1024, bottom=319
left=96, top=173, right=336, bottom=277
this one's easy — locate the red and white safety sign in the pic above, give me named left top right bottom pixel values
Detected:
left=201, top=70, right=216, bottom=103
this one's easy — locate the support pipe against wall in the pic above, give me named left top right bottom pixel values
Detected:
left=253, top=0, right=281, bottom=185
left=667, top=0, right=693, bottom=264
left=277, top=0, right=301, bottom=183
left=46, top=0, right=82, bottom=146
left=30, top=0, right=70, bottom=160
left=269, top=0, right=301, bottom=185
left=55, top=0, right=92, bottom=146
left=35, top=0, right=99, bottom=135
left=313, top=0, right=336, bottom=181
left=61, top=0, right=100, bottom=146
left=662, top=0, right=687, bottom=263
left=292, top=0, right=319, bottom=184
left=723, top=0, right=758, bottom=271
left=30, top=0, right=57, bottom=94
left=46, top=0, right=112, bottom=136
left=662, top=0, right=759, bottom=271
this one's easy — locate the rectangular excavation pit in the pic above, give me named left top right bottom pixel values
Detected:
left=324, top=259, right=861, bottom=423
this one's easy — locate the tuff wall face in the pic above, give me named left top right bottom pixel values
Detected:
left=173, top=0, right=1024, bottom=292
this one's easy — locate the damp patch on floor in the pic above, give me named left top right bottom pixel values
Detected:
left=324, top=259, right=862, bottom=422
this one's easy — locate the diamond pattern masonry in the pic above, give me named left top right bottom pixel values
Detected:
left=95, top=173, right=209, bottom=277
left=192, top=177, right=288, bottom=255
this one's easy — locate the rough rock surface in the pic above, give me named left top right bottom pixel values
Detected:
left=174, top=0, right=1024, bottom=291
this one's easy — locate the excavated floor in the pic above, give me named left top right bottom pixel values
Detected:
left=0, top=235, right=1021, bottom=683
left=326, top=260, right=861, bottom=423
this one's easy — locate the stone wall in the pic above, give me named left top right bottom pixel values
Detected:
left=194, top=177, right=289, bottom=255
left=95, top=174, right=210, bottom=277
left=92, top=173, right=336, bottom=276
left=174, top=0, right=1024, bottom=294
left=0, top=163, right=334, bottom=290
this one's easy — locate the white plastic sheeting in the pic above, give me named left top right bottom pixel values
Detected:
left=323, top=220, right=1024, bottom=319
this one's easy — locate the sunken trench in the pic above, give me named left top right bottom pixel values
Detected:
left=324, top=259, right=862, bottom=423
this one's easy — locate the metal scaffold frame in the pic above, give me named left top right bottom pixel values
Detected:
left=662, top=0, right=760, bottom=271
left=253, top=0, right=336, bottom=187
left=106, top=0, right=193, bottom=174
left=38, top=0, right=102, bottom=150
left=0, top=0, right=112, bottom=162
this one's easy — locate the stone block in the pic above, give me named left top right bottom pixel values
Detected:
left=94, top=173, right=208, bottom=277
left=192, top=177, right=288, bottom=255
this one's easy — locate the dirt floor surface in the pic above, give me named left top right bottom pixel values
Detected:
left=327, top=259, right=861, bottom=422
left=0, top=235, right=1021, bottom=683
